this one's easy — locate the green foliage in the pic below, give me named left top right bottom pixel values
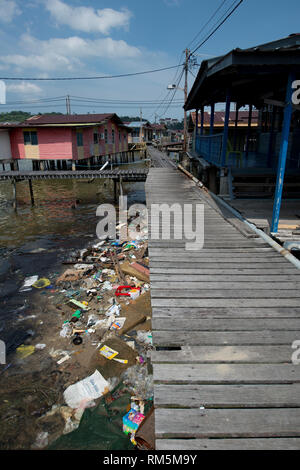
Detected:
left=0, top=110, right=32, bottom=123
left=0, top=110, right=64, bottom=123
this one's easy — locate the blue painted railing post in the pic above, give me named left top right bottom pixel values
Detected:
left=271, top=72, right=295, bottom=233
left=209, top=103, right=215, bottom=161
left=221, top=89, right=231, bottom=166
left=200, top=106, right=204, bottom=136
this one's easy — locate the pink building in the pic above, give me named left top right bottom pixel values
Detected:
left=0, top=113, right=130, bottom=168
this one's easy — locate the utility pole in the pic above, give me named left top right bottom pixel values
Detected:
left=66, top=95, right=71, bottom=115
left=183, top=48, right=190, bottom=152
left=139, top=108, right=143, bottom=143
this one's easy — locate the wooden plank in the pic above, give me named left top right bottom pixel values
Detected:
left=149, top=248, right=275, bottom=254
left=149, top=263, right=290, bottom=269
left=154, top=383, right=300, bottom=407
left=151, top=298, right=300, bottom=308
left=156, top=438, right=300, bottom=450
left=151, top=281, right=300, bottom=290
left=152, top=345, right=294, bottom=363
left=149, top=268, right=299, bottom=275
left=152, top=318, right=300, bottom=331
left=152, top=306, right=300, bottom=318
left=151, top=296, right=300, bottom=308
left=150, top=275, right=300, bottom=282
left=149, top=257, right=286, bottom=263
left=151, top=289, right=300, bottom=298
left=155, top=408, right=300, bottom=438
left=153, top=330, right=300, bottom=346
left=153, top=364, right=300, bottom=384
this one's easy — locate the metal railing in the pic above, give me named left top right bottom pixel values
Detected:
left=195, top=133, right=223, bottom=166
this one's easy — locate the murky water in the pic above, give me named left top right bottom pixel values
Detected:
left=0, top=159, right=147, bottom=353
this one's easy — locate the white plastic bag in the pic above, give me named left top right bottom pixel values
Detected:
left=63, top=370, right=109, bottom=409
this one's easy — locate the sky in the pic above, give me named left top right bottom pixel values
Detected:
left=0, top=0, right=300, bottom=121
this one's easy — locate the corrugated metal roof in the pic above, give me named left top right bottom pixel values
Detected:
left=190, top=110, right=258, bottom=126
left=22, top=113, right=114, bottom=125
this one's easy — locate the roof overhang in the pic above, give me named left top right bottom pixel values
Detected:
left=185, top=49, right=300, bottom=110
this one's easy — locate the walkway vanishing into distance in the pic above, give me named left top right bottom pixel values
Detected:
left=146, top=149, right=300, bottom=450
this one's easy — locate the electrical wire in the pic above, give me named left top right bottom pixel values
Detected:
left=0, top=64, right=184, bottom=81
left=186, top=0, right=229, bottom=51
left=190, top=0, right=244, bottom=56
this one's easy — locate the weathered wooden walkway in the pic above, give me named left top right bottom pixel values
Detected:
left=145, top=166, right=300, bottom=450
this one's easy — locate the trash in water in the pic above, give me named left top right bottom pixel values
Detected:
left=19, top=275, right=38, bottom=292
left=99, top=345, right=119, bottom=360
left=72, top=334, right=83, bottom=346
left=35, top=343, right=46, bottom=350
left=60, top=322, right=73, bottom=338
left=63, top=370, right=109, bottom=409
left=57, top=354, right=71, bottom=365
left=111, top=317, right=126, bottom=331
left=16, top=344, right=35, bottom=359
left=33, top=278, right=51, bottom=289
left=106, top=304, right=120, bottom=317
left=32, top=432, right=49, bottom=449
left=123, top=409, right=145, bottom=436
left=115, top=286, right=141, bottom=297
left=136, top=331, right=153, bottom=345
left=69, top=299, right=90, bottom=311
left=70, top=310, right=82, bottom=323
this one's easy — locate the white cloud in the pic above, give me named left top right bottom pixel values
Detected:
left=45, top=0, right=132, bottom=34
left=6, top=81, right=42, bottom=95
left=0, top=33, right=141, bottom=72
left=0, top=0, right=21, bottom=22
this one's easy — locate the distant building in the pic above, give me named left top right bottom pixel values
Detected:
left=151, top=123, right=168, bottom=140
left=125, top=121, right=153, bottom=144
left=0, top=113, right=130, bottom=168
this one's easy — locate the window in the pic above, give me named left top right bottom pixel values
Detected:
left=112, top=129, right=115, bottom=144
left=119, top=131, right=121, bottom=142
left=94, top=132, right=98, bottom=144
left=77, top=132, right=83, bottom=146
left=24, top=131, right=38, bottom=146
left=104, top=129, right=108, bottom=144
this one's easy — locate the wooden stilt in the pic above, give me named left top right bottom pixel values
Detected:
left=28, top=179, right=34, bottom=206
left=12, top=179, right=17, bottom=211
left=113, top=179, right=117, bottom=202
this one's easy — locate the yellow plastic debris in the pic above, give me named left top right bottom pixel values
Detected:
left=33, top=278, right=51, bottom=289
left=16, top=345, right=35, bottom=359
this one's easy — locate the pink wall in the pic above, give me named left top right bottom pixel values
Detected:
left=9, top=120, right=129, bottom=160
left=38, top=128, right=73, bottom=160
left=10, top=129, right=26, bottom=159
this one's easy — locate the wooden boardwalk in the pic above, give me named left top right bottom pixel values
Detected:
left=0, top=168, right=148, bottom=182
left=145, top=166, right=300, bottom=450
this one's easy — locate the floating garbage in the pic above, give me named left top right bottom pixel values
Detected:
left=111, top=317, right=126, bottom=331
left=60, top=322, right=73, bottom=338
left=16, top=344, right=35, bottom=359
left=106, top=304, right=121, bottom=317
left=63, top=370, right=109, bottom=409
left=33, top=278, right=51, bottom=289
left=19, top=275, right=38, bottom=292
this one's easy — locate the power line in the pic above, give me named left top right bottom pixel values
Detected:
left=190, top=0, right=244, bottom=56
left=157, top=67, right=185, bottom=118
left=186, top=0, right=229, bottom=50
left=70, top=96, right=183, bottom=104
left=0, top=64, right=184, bottom=81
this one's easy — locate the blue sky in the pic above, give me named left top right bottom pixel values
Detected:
left=0, top=0, right=299, bottom=121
